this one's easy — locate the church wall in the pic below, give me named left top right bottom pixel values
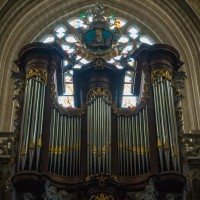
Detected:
left=0, top=0, right=200, bottom=132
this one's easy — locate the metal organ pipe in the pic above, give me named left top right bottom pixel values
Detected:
left=87, top=89, right=112, bottom=175
left=23, top=78, right=34, bottom=170
left=48, top=109, right=81, bottom=176
left=152, top=74, right=180, bottom=172
left=28, top=77, right=39, bottom=170
left=36, top=80, right=45, bottom=171
left=153, top=80, right=164, bottom=171
left=160, top=77, right=174, bottom=170
left=17, top=74, right=46, bottom=172
left=167, top=80, right=180, bottom=171
left=117, top=107, right=150, bottom=176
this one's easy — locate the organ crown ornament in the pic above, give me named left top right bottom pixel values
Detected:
left=77, top=1, right=121, bottom=55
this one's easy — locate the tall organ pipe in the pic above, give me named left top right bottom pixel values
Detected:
left=117, top=107, right=150, bottom=176
left=29, top=77, right=40, bottom=170
left=62, top=116, right=67, bottom=176
left=162, top=79, right=172, bottom=170
left=132, top=115, right=137, bottom=176
left=87, top=104, right=90, bottom=175
left=159, top=77, right=174, bottom=170
left=87, top=92, right=111, bottom=175
left=36, top=81, right=46, bottom=170
left=128, top=117, right=132, bottom=176
left=167, top=81, right=180, bottom=171
left=23, top=79, right=34, bottom=170
left=153, top=81, right=163, bottom=171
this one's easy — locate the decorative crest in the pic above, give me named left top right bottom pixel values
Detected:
left=77, top=1, right=121, bottom=55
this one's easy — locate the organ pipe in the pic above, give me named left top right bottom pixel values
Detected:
left=18, top=74, right=46, bottom=172
left=117, top=107, right=150, bottom=176
left=87, top=88, right=112, bottom=175
left=48, top=109, right=81, bottom=176
left=152, top=72, right=180, bottom=172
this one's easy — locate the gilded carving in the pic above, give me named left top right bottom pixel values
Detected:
left=142, top=75, right=149, bottom=101
left=90, top=193, right=115, bottom=200
left=113, top=104, right=146, bottom=116
left=54, top=103, right=86, bottom=116
left=26, top=67, right=47, bottom=85
left=11, top=70, right=26, bottom=168
left=88, top=87, right=112, bottom=101
left=86, top=174, right=118, bottom=187
left=172, top=70, right=187, bottom=135
left=151, top=70, right=172, bottom=83
left=76, top=48, right=121, bottom=62
left=94, top=58, right=104, bottom=69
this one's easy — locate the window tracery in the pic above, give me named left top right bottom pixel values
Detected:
left=39, top=4, right=155, bottom=109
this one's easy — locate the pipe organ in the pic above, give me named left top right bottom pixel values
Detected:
left=48, top=109, right=81, bottom=176
left=117, top=107, right=150, bottom=176
left=18, top=71, right=46, bottom=172
left=11, top=42, right=187, bottom=200
left=152, top=73, right=180, bottom=172
left=87, top=88, right=112, bottom=175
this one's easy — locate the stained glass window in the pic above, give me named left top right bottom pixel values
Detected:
left=118, top=35, right=129, bottom=43
left=128, top=26, right=140, bottom=39
left=55, top=25, right=67, bottom=38
left=140, top=35, right=154, bottom=45
left=122, top=96, right=136, bottom=108
left=65, top=34, right=78, bottom=43
left=61, top=43, right=75, bottom=53
left=39, top=9, right=155, bottom=109
left=109, top=17, right=127, bottom=29
left=42, top=35, right=55, bottom=43
left=58, top=96, right=74, bottom=108
left=68, top=18, right=88, bottom=29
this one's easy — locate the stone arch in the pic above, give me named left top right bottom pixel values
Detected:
left=0, top=0, right=200, bottom=132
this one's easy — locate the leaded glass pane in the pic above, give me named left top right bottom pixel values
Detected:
left=58, top=96, right=74, bottom=108
left=42, top=35, right=55, bottom=43
left=140, top=35, right=154, bottom=45
left=122, top=96, right=136, bottom=108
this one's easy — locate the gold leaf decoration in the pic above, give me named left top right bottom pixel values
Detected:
left=151, top=69, right=172, bottom=83
left=26, top=67, right=47, bottom=84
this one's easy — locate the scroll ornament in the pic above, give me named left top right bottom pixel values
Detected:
left=90, top=193, right=114, bottom=200
left=88, top=87, right=112, bottom=100
left=26, top=67, right=48, bottom=85
left=151, top=69, right=172, bottom=83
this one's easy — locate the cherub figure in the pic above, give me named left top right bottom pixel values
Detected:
left=44, top=180, right=72, bottom=200
left=127, top=179, right=158, bottom=200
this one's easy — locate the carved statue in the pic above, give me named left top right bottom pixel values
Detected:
left=164, top=193, right=175, bottom=200
left=127, top=180, right=158, bottom=200
left=43, top=180, right=72, bottom=200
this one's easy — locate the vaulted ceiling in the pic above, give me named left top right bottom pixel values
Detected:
left=0, top=0, right=200, bottom=132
